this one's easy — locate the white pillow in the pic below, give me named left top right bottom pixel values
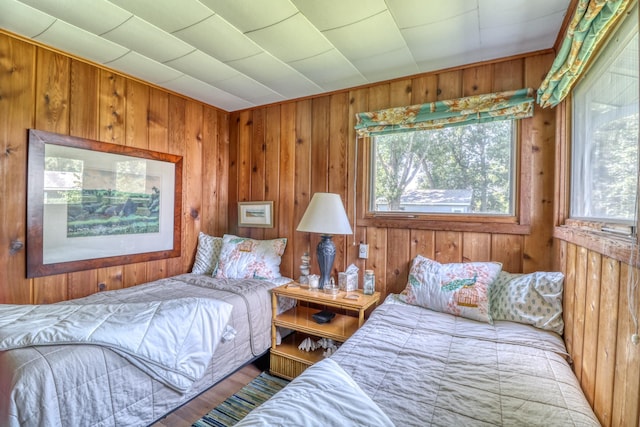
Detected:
left=215, top=234, right=287, bottom=279
left=490, top=271, right=564, bottom=335
left=191, top=232, right=223, bottom=275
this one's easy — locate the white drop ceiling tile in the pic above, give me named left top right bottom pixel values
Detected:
left=164, top=50, right=238, bottom=85
left=34, top=20, right=128, bottom=64
left=248, top=13, right=332, bottom=63
left=402, top=11, right=480, bottom=65
left=18, top=0, right=131, bottom=35
left=108, top=0, right=212, bottom=33
left=290, top=50, right=366, bottom=88
left=162, top=74, right=253, bottom=111
left=481, top=14, right=562, bottom=53
left=101, top=16, right=193, bottom=64
left=352, top=47, right=419, bottom=82
left=173, top=14, right=261, bottom=63
left=479, top=0, right=570, bottom=26
left=215, top=74, right=283, bottom=101
left=106, top=51, right=183, bottom=84
left=198, top=0, right=297, bottom=33
left=293, top=0, right=387, bottom=31
left=0, top=0, right=56, bottom=38
left=387, top=0, right=476, bottom=29
left=265, top=74, right=323, bottom=99
left=324, top=10, right=407, bottom=61
left=225, top=52, right=308, bottom=86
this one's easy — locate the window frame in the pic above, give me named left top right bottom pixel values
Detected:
left=357, top=120, right=531, bottom=234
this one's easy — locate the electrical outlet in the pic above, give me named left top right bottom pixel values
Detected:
left=359, top=243, right=369, bottom=259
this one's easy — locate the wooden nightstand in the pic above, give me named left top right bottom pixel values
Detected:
left=269, top=283, right=380, bottom=380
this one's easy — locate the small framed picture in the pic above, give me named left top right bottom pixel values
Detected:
left=238, top=201, right=274, bottom=228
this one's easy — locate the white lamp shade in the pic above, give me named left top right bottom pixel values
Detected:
left=296, top=193, right=353, bottom=235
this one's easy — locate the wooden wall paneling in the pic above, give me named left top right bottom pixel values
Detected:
left=410, top=229, right=435, bottom=260
left=593, top=256, right=620, bottom=425
left=434, top=231, right=462, bottom=263
left=201, top=106, right=219, bottom=235
left=347, top=88, right=368, bottom=272
left=236, top=110, right=252, bottom=236
left=366, top=226, right=387, bottom=295
left=263, top=105, right=281, bottom=241
left=490, top=234, right=523, bottom=273
left=462, top=63, right=492, bottom=96
left=165, top=94, right=186, bottom=277
left=293, top=100, right=312, bottom=275
left=182, top=101, right=204, bottom=272
left=277, top=103, right=296, bottom=278
left=0, top=35, right=34, bottom=304
left=522, top=53, right=555, bottom=273
left=582, top=250, right=603, bottom=405
left=462, top=232, right=491, bottom=262
left=563, top=242, right=577, bottom=356
left=66, top=60, right=100, bottom=298
left=329, top=93, right=349, bottom=274
left=146, top=88, right=170, bottom=281
left=122, top=79, right=150, bottom=287
left=386, top=228, right=410, bottom=295
left=227, top=112, right=240, bottom=235
left=96, top=69, right=127, bottom=291
left=492, top=59, right=524, bottom=92
left=437, top=70, right=462, bottom=100
left=611, top=263, right=640, bottom=426
left=410, top=74, right=438, bottom=104
left=389, top=79, right=412, bottom=108
left=33, top=48, right=70, bottom=303
left=215, top=110, right=229, bottom=236
left=249, top=108, right=266, bottom=240
left=572, top=246, right=589, bottom=381
left=308, top=96, right=330, bottom=271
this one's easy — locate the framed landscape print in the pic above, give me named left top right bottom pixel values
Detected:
left=238, top=201, right=274, bottom=228
left=26, top=129, right=182, bottom=278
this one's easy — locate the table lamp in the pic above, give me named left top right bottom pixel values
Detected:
left=296, top=193, right=353, bottom=289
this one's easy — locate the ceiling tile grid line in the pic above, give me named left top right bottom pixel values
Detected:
left=0, top=0, right=571, bottom=111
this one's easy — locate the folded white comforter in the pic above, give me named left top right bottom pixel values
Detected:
left=0, top=297, right=233, bottom=392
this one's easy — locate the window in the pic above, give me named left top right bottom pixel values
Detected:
left=370, top=120, right=516, bottom=216
left=571, top=6, right=638, bottom=230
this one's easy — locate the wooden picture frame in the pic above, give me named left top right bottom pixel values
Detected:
left=26, top=129, right=183, bottom=278
left=238, top=201, right=274, bottom=228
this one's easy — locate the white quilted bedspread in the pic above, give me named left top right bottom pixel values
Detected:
left=0, top=297, right=232, bottom=392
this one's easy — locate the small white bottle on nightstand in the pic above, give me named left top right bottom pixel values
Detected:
left=364, top=270, right=375, bottom=295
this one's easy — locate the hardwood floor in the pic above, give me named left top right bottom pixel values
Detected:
left=151, top=363, right=262, bottom=427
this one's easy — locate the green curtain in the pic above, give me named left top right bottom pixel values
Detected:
left=354, top=88, right=534, bottom=137
left=537, top=0, right=630, bottom=108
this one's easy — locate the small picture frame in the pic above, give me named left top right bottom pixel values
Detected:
left=238, top=201, right=274, bottom=228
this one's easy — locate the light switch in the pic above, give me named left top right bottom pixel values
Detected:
left=359, top=243, right=369, bottom=259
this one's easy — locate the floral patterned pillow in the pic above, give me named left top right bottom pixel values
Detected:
left=191, top=232, right=223, bottom=275
left=215, top=234, right=287, bottom=280
left=399, top=255, right=502, bottom=323
left=489, top=271, right=564, bottom=335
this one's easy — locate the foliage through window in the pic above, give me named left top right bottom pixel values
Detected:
left=571, top=7, right=638, bottom=227
left=371, top=120, right=515, bottom=215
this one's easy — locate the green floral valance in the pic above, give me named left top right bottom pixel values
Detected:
left=537, top=0, right=630, bottom=108
left=355, top=88, right=535, bottom=137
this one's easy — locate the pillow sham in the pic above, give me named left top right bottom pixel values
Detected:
left=399, top=255, right=502, bottom=323
left=191, top=232, right=223, bottom=275
left=215, top=234, right=287, bottom=279
left=490, top=271, right=564, bottom=335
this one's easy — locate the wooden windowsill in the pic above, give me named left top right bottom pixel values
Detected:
left=358, top=216, right=531, bottom=234
left=554, top=225, right=639, bottom=265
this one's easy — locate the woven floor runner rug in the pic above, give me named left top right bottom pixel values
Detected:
left=192, top=372, right=289, bottom=426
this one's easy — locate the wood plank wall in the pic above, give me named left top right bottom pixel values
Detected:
left=0, top=32, right=229, bottom=304
left=555, top=240, right=640, bottom=427
left=228, top=52, right=557, bottom=297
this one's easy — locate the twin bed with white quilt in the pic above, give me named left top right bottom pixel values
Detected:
left=0, top=233, right=293, bottom=427
left=237, top=255, right=601, bottom=427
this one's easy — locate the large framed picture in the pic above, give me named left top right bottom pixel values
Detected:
left=26, top=129, right=183, bottom=278
left=238, top=201, right=274, bottom=228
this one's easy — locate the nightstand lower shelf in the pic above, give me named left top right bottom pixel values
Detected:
left=270, top=332, right=324, bottom=379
